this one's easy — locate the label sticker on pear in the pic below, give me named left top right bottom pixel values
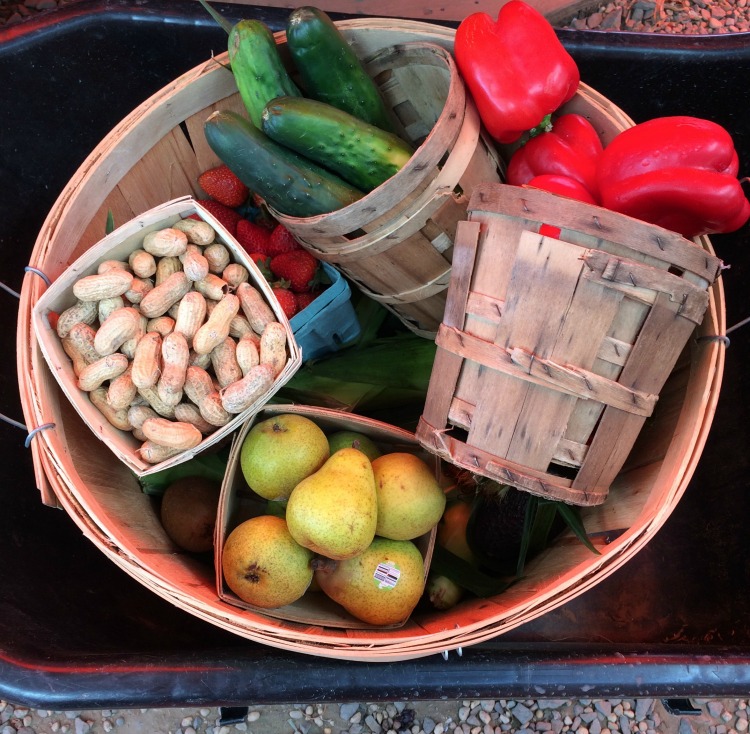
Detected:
left=373, top=561, right=400, bottom=589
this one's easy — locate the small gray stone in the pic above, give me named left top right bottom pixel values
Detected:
left=620, top=715, right=632, bottom=734
left=423, top=718, right=437, bottom=734
left=513, top=704, right=534, bottom=726
left=539, top=702, right=569, bottom=711
left=679, top=718, right=695, bottom=734
left=340, top=704, right=361, bottom=722
left=635, top=701, right=653, bottom=721
left=590, top=718, right=602, bottom=734
left=595, top=703, right=612, bottom=718
left=708, top=703, right=726, bottom=719
left=366, top=715, right=382, bottom=734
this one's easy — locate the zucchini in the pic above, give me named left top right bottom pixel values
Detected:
left=229, top=19, right=301, bottom=128
left=204, top=110, right=364, bottom=218
left=262, top=97, right=413, bottom=193
left=286, top=6, right=394, bottom=132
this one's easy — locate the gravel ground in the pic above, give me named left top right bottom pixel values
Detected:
left=1, top=698, right=749, bottom=734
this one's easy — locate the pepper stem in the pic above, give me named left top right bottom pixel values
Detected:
left=528, top=114, right=554, bottom=138
left=197, top=0, right=234, bottom=35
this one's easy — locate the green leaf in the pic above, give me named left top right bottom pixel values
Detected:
left=555, top=502, right=601, bottom=556
left=197, top=0, right=234, bottom=34
left=430, top=545, right=516, bottom=598
left=105, top=210, right=115, bottom=235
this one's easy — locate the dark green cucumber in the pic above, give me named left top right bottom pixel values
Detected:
left=228, top=19, right=301, bottom=128
left=285, top=6, right=394, bottom=132
left=262, top=97, right=413, bottom=193
left=204, top=110, right=364, bottom=218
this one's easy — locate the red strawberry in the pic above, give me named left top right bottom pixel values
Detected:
left=295, top=290, right=320, bottom=312
left=236, top=219, right=272, bottom=255
left=190, top=200, right=242, bottom=236
left=198, top=164, right=249, bottom=208
left=266, top=224, right=301, bottom=257
left=272, top=286, right=298, bottom=319
left=269, top=250, right=319, bottom=293
left=246, top=252, right=272, bottom=281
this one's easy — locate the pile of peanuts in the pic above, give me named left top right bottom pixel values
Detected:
left=55, top=217, right=289, bottom=465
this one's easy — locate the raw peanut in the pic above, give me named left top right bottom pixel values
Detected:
left=229, top=314, right=254, bottom=339
left=127, top=404, right=159, bottom=431
left=211, top=337, right=243, bottom=388
left=131, top=331, right=162, bottom=389
left=120, top=315, right=147, bottom=360
left=193, top=274, right=229, bottom=301
left=199, top=391, right=232, bottom=427
left=78, top=353, right=129, bottom=391
left=56, top=300, right=98, bottom=338
left=97, top=260, right=130, bottom=274
left=124, top=277, right=154, bottom=304
left=141, top=417, right=202, bottom=450
left=146, top=316, right=175, bottom=337
left=155, top=255, right=182, bottom=286
left=188, top=350, right=212, bottom=370
left=222, top=263, right=249, bottom=289
left=132, top=427, right=147, bottom=442
left=173, top=218, right=215, bottom=246
left=173, top=291, right=207, bottom=345
left=62, top=322, right=99, bottom=375
left=89, top=387, right=132, bottom=432
left=237, top=282, right=275, bottom=334
left=236, top=333, right=260, bottom=376
left=143, top=227, right=188, bottom=257
left=157, top=332, right=189, bottom=407
left=98, top=296, right=125, bottom=324
left=140, top=271, right=191, bottom=318
left=73, top=269, right=134, bottom=302
left=204, top=243, right=231, bottom=274
left=137, top=386, right=176, bottom=419
left=139, top=440, right=183, bottom=464
left=192, top=293, right=240, bottom=355
left=259, top=321, right=288, bottom=377
left=220, top=363, right=275, bottom=414
left=94, top=306, right=142, bottom=356
left=128, top=249, right=157, bottom=278
left=180, top=244, right=210, bottom=282
left=174, top=403, right=215, bottom=434
left=183, top=365, right=214, bottom=406
left=107, top=366, right=137, bottom=411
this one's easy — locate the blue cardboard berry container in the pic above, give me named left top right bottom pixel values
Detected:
left=290, top=262, right=361, bottom=362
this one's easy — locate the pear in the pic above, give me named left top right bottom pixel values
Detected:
left=160, top=476, right=220, bottom=554
left=240, top=413, right=330, bottom=501
left=314, top=537, right=425, bottom=625
left=371, top=452, right=447, bottom=540
left=222, top=514, right=313, bottom=608
left=327, top=430, right=382, bottom=461
left=437, top=499, right=477, bottom=564
left=286, top=447, right=377, bottom=560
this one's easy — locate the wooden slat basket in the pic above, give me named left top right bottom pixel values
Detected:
left=16, top=18, right=726, bottom=661
left=416, top=184, right=723, bottom=506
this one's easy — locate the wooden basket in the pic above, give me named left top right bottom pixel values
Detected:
left=272, top=41, right=503, bottom=338
left=416, top=184, right=722, bottom=507
left=16, top=18, right=725, bottom=661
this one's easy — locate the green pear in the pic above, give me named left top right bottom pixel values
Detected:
left=327, top=431, right=382, bottom=461
left=286, top=447, right=377, bottom=560
left=371, top=452, right=447, bottom=540
left=314, top=537, right=425, bottom=625
left=240, top=414, right=330, bottom=501
left=222, top=514, right=313, bottom=608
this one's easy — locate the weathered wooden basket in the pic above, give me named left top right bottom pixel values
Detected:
left=16, top=18, right=725, bottom=661
left=416, top=184, right=723, bottom=507
left=272, top=40, right=503, bottom=337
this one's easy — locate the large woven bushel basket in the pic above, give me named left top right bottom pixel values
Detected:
left=417, top=184, right=723, bottom=507
left=16, top=18, right=725, bottom=662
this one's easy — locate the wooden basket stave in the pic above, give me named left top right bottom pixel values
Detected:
left=16, top=18, right=725, bottom=661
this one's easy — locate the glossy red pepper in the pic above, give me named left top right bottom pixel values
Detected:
left=454, top=1, right=580, bottom=145
left=597, top=116, right=750, bottom=238
left=505, top=113, right=604, bottom=205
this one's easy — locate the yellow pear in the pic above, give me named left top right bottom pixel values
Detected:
left=371, top=452, right=446, bottom=540
left=222, top=515, right=313, bottom=608
left=240, top=414, right=330, bottom=501
left=314, top=537, right=425, bottom=625
left=286, top=447, right=377, bottom=560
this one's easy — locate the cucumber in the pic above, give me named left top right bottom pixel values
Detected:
left=262, top=97, right=414, bottom=193
left=229, top=19, right=301, bottom=128
left=286, top=6, right=394, bottom=132
left=204, top=110, right=364, bottom=218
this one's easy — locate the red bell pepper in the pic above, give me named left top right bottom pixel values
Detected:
left=454, top=1, right=580, bottom=145
left=597, top=116, right=750, bottom=238
left=505, top=113, right=604, bottom=204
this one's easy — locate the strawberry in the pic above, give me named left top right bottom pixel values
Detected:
left=236, top=218, right=272, bottom=255
left=190, top=200, right=243, bottom=236
left=269, top=250, right=320, bottom=293
left=272, top=286, right=298, bottom=319
left=266, top=224, right=301, bottom=257
left=247, top=252, right=272, bottom=281
left=295, top=290, right=320, bottom=312
left=198, top=164, right=249, bottom=208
